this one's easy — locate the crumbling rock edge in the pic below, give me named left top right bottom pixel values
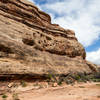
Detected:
left=0, top=0, right=99, bottom=80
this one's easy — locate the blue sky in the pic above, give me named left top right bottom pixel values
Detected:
left=28, top=0, right=100, bottom=65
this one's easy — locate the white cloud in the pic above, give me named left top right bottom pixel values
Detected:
left=35, top=0, right=100, bottom=47
left=87, top=48, right=100, bottom=65
left=28, top=0, right=36, bottom=4
left=28, top=0, right=100, bottom=65
left=28, top=0, right=34, bottom=2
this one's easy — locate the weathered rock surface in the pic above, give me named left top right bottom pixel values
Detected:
left=0, top=0, right=99, bottom=78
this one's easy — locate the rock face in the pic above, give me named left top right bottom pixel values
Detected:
left=0, top=0, right=98, bottom=77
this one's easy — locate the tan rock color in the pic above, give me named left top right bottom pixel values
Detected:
left=0, top=0, right=99, bottom=77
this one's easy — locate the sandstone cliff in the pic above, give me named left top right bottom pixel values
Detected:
left=0, top=0, right=99, bottom=79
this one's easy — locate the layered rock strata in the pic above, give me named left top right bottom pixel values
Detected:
left=0, top=0, right=98, bottom=78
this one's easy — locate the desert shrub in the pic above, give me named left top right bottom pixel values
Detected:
left=12, top=93, right=20, bottom=100
left=2, top=94, right=8, bottom=99
left=90, top=72, right=100, bottom=82
left=46, top=71, right=100, bottom=85
left=20, top=80, right=27, bottom=87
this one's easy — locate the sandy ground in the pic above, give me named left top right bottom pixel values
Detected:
left=0, top=82, right=100, bottom=100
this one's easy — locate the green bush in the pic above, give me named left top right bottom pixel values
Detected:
left=2, top=94, right=8, bottom=99
left=20, top=80, right=27, bottom=87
